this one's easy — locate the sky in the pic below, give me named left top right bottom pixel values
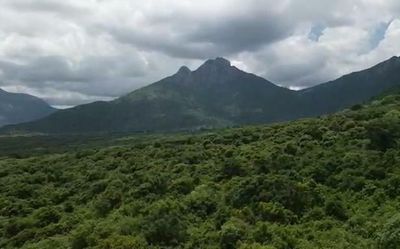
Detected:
left=0, top=0, right=400, bottom=107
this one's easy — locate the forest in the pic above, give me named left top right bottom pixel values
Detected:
left=1, top=94, right=400, bottom=248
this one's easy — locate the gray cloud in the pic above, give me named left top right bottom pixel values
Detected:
left=101, top=1, right=294, bottom=59
left=0, top=0, right=400, bottom=106
left=0, top=54, right=150, bottom=100
left=4, top=0, right=88, bottom=16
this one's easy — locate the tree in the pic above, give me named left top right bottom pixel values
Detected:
left=93, top=189, right=122, bottom=217
left=185, top=184, right=219, bottom=217
left=220, top=218, right=248, bottom=249
left=142, top=199, right=187, bottom=246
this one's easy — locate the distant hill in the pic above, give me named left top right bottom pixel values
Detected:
left=0, top=88, right=56, bottom=127
left=299, top=56, right=400, bottom=116
left=2, top=56, right=400, bottom=134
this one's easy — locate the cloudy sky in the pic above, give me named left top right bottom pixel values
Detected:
left=0, top=0, right=400, bottom=107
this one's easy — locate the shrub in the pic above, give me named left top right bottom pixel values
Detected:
left=378, top=215, right=400, bottom=249
left=97, top=235, right=147, bottom=249
left=325, top=199, right=347, bottom=221
left=142, top=199, right=187, bottom=246
left=33, top=207, right=61, bottom=227
left=220, top=218, right=248, bottom=249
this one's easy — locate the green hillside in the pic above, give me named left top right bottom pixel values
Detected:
left=1, top=94, right=400, bottom=248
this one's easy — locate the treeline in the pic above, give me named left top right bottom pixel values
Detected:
left=1, top=95, right=400, bottom=248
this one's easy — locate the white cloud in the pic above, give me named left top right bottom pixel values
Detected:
left=0, top=0, right=399, bottom=105
left=232, top=15, right=400, bottom=88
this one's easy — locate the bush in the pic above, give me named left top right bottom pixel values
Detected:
left=220, top=218, right=248, bottom=249
left=93, top=190, right=122, bottom=217
left=142, top=199, right=187, bottom=246
left=185, top=184, right=219, bottom=217
left=220, top=158, right=246, bottom=179
left=70, top=224, right=94, bottom=249
left=378, top=215, right=400, bottom=249
left=257, top=202, right=296, bottom=224
left=97, top=235, right=147, bottom=249
left=33, top=207, right=61, bottom=227
left=325, top=199, right=347, bottom=220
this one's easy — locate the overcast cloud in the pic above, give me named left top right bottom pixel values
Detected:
left=0, top=0, right=399, bottom=106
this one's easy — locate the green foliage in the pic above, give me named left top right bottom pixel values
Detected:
left=377, top=215, right=400, bottom=249
left=185, top=184, right=219, bottom=217
left=96, top=235, right=147, bottom=249
left=33, top=207, right=61, bottom=227
left=142, top=198, right=187, bottom=246
left=1, top=93, right=400, bottom=248
left=93, top=189, right=122, bottom=217
left=324, top=198, right=348, bottom=221
left=220, top=218, right=248, bottom=249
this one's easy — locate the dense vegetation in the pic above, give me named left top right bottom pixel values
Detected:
left=3, top=56, right=400, bottom=134
left=0, top=133, right=163, bottom=158
left=1, top=94, right=400, bottom=248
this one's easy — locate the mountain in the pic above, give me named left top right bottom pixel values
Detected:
left=1, top=58, right=299, bottom=134
left=2, top=56, right=400, bottom=134
left=299, top=56, right=400, bottom=116
left=0, top=88, right=56, bottom=127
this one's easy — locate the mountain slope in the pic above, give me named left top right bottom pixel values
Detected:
left=2, top=56, right=400, bottom=134
left=2, top=58, right=299, bottom=133
left=0, top=88, right=56, bottom=127
left=299, top=56, right=400, bottom=116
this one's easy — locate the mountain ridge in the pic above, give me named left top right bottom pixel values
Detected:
left=2, top=56, right=400, bottom=134
left=298, top=55, right=400, bottom=115
left=0, top=88, right=56, bottom=127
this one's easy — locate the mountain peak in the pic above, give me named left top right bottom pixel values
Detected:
left=371, top=55, right=400, bottom=74
left=206, top=57, right=231, bottom=67
left=214, top=57, right=231, bottom=66
left=177, top=66, right=191, bottom=75
left=171, top=66, right=192, bottom=83
left=383, top=55, right=400, bottom=64
left=197, top=57, right=232, bottom=71
left=389, top=55, right=400, bottom=62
